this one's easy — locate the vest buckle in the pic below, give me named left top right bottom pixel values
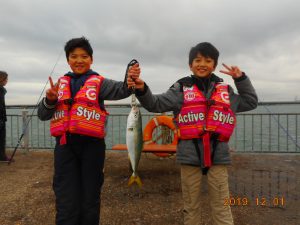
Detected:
left=64, top=99, right=73, bottom=105
left=87, top=102, right=94, bottom=107
left=207, top=99, right=215, bottom=106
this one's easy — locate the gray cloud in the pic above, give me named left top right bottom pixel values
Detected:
left=1, top=0, right=300, bottom=104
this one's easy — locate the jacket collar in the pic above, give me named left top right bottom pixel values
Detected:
left=191, top=73, right=223, bottom=83
left=65, top=69, right=99, bottom=78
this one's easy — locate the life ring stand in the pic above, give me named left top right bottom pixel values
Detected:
left=143, top=115, right=178, bottom=157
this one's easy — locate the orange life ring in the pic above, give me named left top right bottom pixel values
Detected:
left=143, top=115, right=178, bottom=157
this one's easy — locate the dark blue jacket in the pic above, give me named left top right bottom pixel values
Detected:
left=0, top=86, right=7, bottom=122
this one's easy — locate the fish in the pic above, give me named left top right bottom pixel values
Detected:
left=126, top=93, right=143, bottom=187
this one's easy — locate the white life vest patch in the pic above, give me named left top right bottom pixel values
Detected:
left=183, top=86, right=194, bottom=91
left=184, top=93, right=195, bottom=101
left=86, top=87, right=97, bottom=100
left=220, top=92, right=230, bottom=104
left=57, top=83, right=67, bottom=99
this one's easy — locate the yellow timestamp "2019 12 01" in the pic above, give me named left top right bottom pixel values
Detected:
left=224, top=196, right=285, bottom=207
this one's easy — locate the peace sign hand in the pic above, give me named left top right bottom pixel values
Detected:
left=46, top=76, right=60, bottom=103
left=219, top=63, right=243, bottom=79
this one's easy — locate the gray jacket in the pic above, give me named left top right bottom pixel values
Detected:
left=38, top=77, right=131, bottom=121
left=136, top=73, right=258, bottom=166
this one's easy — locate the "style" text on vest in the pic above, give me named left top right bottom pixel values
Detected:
left=77, top=106, right=101, bottom=120
left=213, top=110, right=234, bottom=124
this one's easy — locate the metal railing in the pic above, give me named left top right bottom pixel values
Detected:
left=5, top=103, right=300, bottom=153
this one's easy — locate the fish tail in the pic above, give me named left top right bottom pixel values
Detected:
left=128, top=174, right=143, bottom=187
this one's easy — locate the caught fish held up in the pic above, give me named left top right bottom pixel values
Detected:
left=125, top=59, right=143, bottom=187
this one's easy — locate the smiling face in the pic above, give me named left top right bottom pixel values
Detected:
left=2, top=78, right=8, bottom=86
left=189, top=53, right=216, bottom=78
left=0, top=77, right=8, bottom=86
left=0, top=72, right=8, bottom=87
left=67, top=47, right=93, bottom=74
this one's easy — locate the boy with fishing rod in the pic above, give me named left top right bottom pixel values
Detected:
left=38, top=37, right=140, bottom=225
left=127, top=42, right=258, bottom=225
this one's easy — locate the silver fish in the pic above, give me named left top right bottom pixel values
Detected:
left=126, top=94, right=143, bottom=187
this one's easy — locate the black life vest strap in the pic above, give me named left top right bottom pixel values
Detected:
left=192, top=138, right=209, bottom=175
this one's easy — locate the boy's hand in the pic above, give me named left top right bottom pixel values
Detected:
left=219, top=63, right=243, bottom=79
left=129, top=77, right=145, bottom=91
left=46, top=76, right=60, bottom=103
left=127, top=63, right=145, bottom=91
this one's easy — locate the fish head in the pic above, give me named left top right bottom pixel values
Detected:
left=127, top=106, right=141, bottom=127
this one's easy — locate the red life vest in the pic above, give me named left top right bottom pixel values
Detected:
left=175, top=83, right=236, bottom=167
left=175, top=83, right=236, bottom=141
left=50, top=75, right=108, bottom=144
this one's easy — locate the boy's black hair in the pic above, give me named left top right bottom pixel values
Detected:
left=189, top=42, right=219, bottom=67
left=0, top=70, right=8, bottom=83
left=64, top=37, right=93, bottom=59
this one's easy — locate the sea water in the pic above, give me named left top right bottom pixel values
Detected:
left=5, top=103, right=300, bottom=152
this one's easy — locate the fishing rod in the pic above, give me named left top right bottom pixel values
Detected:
left=259, top=98, right=300, bottom=150
left=7, top=49, right=63, bottom=165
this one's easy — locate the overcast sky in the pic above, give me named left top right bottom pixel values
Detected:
left=1, top=0, right=300, bottom=105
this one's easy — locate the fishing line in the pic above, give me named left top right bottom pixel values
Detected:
left=8, top=49, right=64, bottom=165
left=258, top=97, right=300, bottom=150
